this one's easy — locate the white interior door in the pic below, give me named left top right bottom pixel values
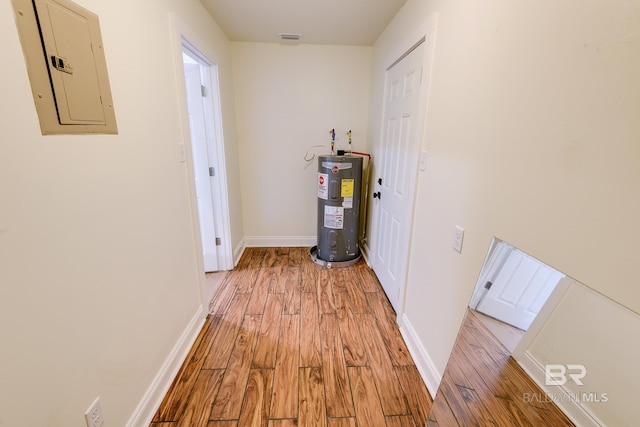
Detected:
left=373, top=41, right=425, bottom=314
left=183, top=59, right=218, bottom=272
left=477, top=249, right=564, bottom=330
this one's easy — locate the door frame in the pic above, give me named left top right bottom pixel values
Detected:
left=469, top=239, right=514, bottom=309
left=182, top=43, right=224, bottom=272
left=170, top=15, right=233, bottom=303
left=369, top=15, right=438, bottom=318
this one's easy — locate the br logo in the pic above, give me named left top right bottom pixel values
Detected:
left=545, top=364, right=587, bottom=386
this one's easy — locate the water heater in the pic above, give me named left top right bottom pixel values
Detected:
left=315, top=155, right=363, bottom=264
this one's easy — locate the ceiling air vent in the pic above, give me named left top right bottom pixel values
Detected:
left=278, top=33, right=302, bottom=41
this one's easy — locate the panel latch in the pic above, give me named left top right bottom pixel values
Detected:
left=50, top=55, right=73, bottom=74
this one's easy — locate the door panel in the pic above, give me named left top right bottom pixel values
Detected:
left=477, top=249, right=564, bottom=330
left=374, top=42, right=425, bottom=314
left=184, top=62, right=218, bottom=272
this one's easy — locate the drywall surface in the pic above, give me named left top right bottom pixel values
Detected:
left=527, top=284, right=640, bottom=426
left=369, top=0, right=640, bottom=422
left=231, top=42, right=372, bottom=242
left=0, top=0, right=241, bottom=425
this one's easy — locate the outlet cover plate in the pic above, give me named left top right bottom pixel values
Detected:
left=84, top=397, right=104, bottom=427
left=453, top=225, right=464, bottom=253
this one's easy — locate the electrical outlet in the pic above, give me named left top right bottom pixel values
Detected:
left=453, top=225, right=464, bottom=253
left=84, top=397, right=104, bottom=427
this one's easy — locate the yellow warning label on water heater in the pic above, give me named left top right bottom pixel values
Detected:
left=341, top=179, right=354, bottom=197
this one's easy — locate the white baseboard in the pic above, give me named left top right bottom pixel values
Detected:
left=243, top=236, right=316, bottom=248
left=125, top=306, right=207, bottom=427
left=233, top=238, right=246, bottom=267
left=517, top=350, right=604, bottom=427
left=399, top=313, right=442, bottom=398
left=360, top=241, right=371, bottom=265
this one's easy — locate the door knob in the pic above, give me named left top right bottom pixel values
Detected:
left=373, top=191, right=381, bottom=199
left=378, top=178, right=382, bottom=185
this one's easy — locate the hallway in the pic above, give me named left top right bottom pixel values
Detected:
left=151, top=247, right=432, bottom=426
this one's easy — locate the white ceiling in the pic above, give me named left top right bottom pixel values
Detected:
left=199, top=0, right=407, bottom=46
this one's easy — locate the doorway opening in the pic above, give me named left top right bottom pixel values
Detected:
left=468, top=238, right=565, bottom=352
left=181, top=41, right=232, bottom=280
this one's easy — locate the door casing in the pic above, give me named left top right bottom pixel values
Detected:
left=170, top=15, right=234, bottom=308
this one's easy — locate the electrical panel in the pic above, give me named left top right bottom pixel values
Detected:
left=12, top=0, right=118, bottom=134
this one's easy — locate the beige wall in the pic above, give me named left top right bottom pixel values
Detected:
left=3, top=0, right=638, bottom=423
left=370, top=0, right=640, bottom=421
left=522, top=283, right=640, bottom=426
left=0, top=0, right=242, bottom=425
left=231, top=42, right=372, bottom=244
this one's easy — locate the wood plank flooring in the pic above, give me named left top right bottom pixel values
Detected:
left=151, top=247, right=574, bottom=426
left=471, top=309, right=525, bottom=354
left=151, top=247, right=432, bottom=427
left=427, top=309, right=575, bottom=427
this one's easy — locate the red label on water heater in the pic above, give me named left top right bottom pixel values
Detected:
left=332, top=165, right=339, bottom=174
left=318, top=173, right=329, bottom=200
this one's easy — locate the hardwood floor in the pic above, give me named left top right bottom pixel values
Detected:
left=471, top=309, right=525, bottom=354
left=151, top=247, right=574, bottom=426
left=151, top=247, right=432, bottom=427
left=427, top=309, right=575, bottom=427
